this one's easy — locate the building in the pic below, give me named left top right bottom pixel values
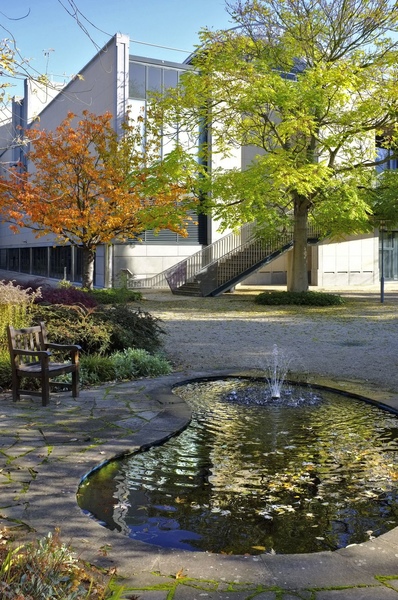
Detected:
left=0, top=34, right=391, bottom=292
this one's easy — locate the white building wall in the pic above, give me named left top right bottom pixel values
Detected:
left=36, top=33, right=128, bottom=133
left=317, top=234, right=378, bottom=286
left=209, top=144, right=242, bottom=243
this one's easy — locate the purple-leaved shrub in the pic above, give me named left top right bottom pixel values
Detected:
left=38, top=286, right=98, bottom=308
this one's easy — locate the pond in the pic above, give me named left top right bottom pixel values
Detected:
left=78, top=378, right=398, bottom=555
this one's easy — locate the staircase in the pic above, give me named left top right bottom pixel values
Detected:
left=129, top=222, right=322, bottom=297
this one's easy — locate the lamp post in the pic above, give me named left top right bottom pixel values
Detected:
left=380, top=221, right=385, bottom=304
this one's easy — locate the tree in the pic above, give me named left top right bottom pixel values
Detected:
left=156, top=0, right=398, bottom=291
left=0, top=110, right=198, bottom=288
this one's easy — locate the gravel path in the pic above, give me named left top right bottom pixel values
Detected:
left=138, top=286, right=398, bottom=392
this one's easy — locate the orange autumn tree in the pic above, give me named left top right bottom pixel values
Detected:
left=0, top=110, right=198, bottom=288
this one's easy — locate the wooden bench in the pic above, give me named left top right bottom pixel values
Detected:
left=7, top=322, right=81, bottom=406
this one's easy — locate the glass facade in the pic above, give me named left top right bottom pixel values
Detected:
left=0, top=246, right=83, bottom=283
left=129, top=57, right=184, bottom=100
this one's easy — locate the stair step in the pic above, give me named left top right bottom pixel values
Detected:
left=173, top=282, right=203, bottom=297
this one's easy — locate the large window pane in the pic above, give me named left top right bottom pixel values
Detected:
left=8, top=248, right=19, bottom=271
left=50, top=246, right=71, bottom=279
left=148, top=66, right=161, bottom=93
left=0, top=249, right=7, bottom=270
left=74, top=247, right=83, bottom=283
left=163, top=69, right=178, bottom=90
left=32, top=247, right=48, bottom=277
left=20, top=248, right=30, bottom=273
left=129, top=63, right=146, bottom=99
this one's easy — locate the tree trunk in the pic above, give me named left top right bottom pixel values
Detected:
left=287, top=197, right=309, bottom=292
left=82, top=246, right=95, bottom=289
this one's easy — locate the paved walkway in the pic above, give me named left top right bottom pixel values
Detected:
left=3, top=365, right=398, bottom=599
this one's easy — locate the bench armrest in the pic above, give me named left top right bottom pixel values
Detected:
left=12, top=349, right=52, bottom=359
left=46, top=343, right=81, bottom=352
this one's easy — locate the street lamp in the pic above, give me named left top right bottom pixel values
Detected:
left=380, top=220, right=386, bottom=304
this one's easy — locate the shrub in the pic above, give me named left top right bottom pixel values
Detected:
left=86, top=287, right=142, bottom=304
left=254, top=290, right=345, bottom=306
left=95, top=305, right=165, bottom=354
left=0, top=529, right=122, bottom=599
left=31, top=304, right=166, bottom=357
left=38, top=285, right=98, bottom=308
left=80, top=349, right=172, bottom=385
left=32, top=305, right=112, bottom=355
left=111, top=347, right=172, bottom=380
left=80, top=354, right=115, bottom=385
left=0, top=348, right=12, bottom=390
left=0, top=280, right=40, bottom=342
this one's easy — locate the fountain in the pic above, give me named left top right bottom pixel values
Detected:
left=78, top=348, right=398, bottom=555
left=266, top=344, right=290, bottom=399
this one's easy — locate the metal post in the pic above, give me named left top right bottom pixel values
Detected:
left=380, top=225, right=385, bottom=304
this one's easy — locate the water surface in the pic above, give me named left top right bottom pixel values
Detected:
left=78, top=379, right=398, bottom=554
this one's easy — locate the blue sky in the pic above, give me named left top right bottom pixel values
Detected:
left=2, top=0, right=233, bottom=96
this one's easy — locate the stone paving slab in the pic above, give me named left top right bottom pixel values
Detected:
left=260, top=552, right=380, bottom=588
left=315, top=587, right=398, bottom=598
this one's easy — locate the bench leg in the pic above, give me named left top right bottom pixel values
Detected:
left=41, top=372, right=50, bottom=406
left=72, top=368, right=79, bottom=398
left=12, top=372, right=21, bottom=402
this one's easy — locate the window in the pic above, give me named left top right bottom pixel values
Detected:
left=20, top=248, right=30, bottom=273
left=129, top=63, right=146, bottom=99
left=129, top=59, right=184, bottom=100
left=32, top=247, right=49, bottom=277
left=8, top=249, right=19, bottom=272
left=50, top=246, right=71, bottom=279
left=148, top=66, right=161, bottom=93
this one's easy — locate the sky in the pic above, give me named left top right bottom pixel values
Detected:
left=1, top=0, right=233, bottom=97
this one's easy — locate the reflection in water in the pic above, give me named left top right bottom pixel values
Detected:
left=78, top=379, right=398, bottom=555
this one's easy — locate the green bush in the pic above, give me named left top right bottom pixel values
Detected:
left=80, top=354, right=115, bottom=385
left=95, top=305, right=165, bottom=354
left=86, top=287, right=142, bottom=304
left=0, top=344, right=172, bottom=390
left=32, top=305, right=112, bottom=355
left=254, top=290, right=345, bottom=306
left=0, top=347, right=12, bottom=390
left=0, top=298, right=170, bottom=390
left=80, top=349, right=172, bottom=385
left=32, top=304, right=165, bottom=356
left=111, top=347, right=172, bottom=380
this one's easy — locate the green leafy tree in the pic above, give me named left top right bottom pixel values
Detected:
left=155, top=0, right=398, bottom=291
